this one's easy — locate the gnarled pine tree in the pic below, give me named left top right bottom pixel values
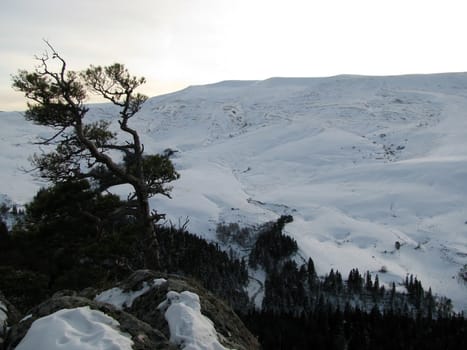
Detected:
left=12, top=43, right=179, bottom=268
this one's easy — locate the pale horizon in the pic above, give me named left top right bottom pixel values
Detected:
left=2, top=0, right=467, bottom=111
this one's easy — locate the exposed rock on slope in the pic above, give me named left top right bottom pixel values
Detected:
left=120, top=270, right=259, bottom=350
left=0, top=292, right=20, bottom=349
left=3, top=270, right=259, bottom=350
left=5, top=295, right=175, bottom=350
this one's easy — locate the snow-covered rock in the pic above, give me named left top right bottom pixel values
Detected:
left=0, top=291, right=20, bottom=347
left=3, top=270, right=259, bottom=350
left=158, top=290, right=230, bottom=350
left=95, top=277, right=167, bottom=310
left=4, top=295, right=175, bottom=350
left=0, top=301, right=6, bottom=332
left=0, top=300, right=7, bottom=346
left=95, top=270, right=259, bottom=350
left=14, top=306, right=134, bottom=350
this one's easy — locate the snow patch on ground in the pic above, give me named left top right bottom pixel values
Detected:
left=20, top=314, right=33, bottom=323
left=158, top=290, right=229, bottom=350
left=14, top=306, right=133, bottom=350
left=247, top=269, right=266, bottom=309
left=95, top=278, right=167, bottom=310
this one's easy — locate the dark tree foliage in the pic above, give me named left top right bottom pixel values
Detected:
left=0, top=266, right=49, bottom=313
left=21, top=180, right=125, bottom=237
left=11, top=42, right=179, bottom=268
left=348, top=268, right=364, bottom=293
left=1, top=180, right=134, bottom=292
left=249, top=215, right=298, bottom=272
left=157, top=226, right=249, bottom=310
left=256, top=228, right=454, bottom=319
left=263, top=259, right=308, bottom=312
left=323, top=268, right=344, bottom=294
left=0, top=218, right=8, bottom=242
left=266, top=263, right=450, bottom=318
left=0, top=180, right=249, bottom=311
left=240, top=305, right=467, bottom=350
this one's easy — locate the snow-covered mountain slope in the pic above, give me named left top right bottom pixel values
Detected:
left=1, top=73, right=467, bottom=312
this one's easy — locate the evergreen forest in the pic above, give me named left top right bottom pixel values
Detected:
left=1, top=185, right=465, bottom=349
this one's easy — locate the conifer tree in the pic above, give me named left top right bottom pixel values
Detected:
left=11, top=42, right=179, bottom=268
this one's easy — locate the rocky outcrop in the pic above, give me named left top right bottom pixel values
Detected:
left=4, top=295, right=176, bottom=350
left=0, top=291, right=21, bottom=349
left=3, top=270, right=260, bottom=350
left=114, top=270, right=260, bottom=350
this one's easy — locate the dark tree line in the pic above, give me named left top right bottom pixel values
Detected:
left=157, top=226, right=250, bottom=310
left=248, top=215, right=297, bottom=272
left=240, top=224, right=464, bottom=349
left=240, top=217, right=452, bottom=319
left=1, top=183, right=465, bottom=348
left=260, top=254, right=450, bottom=319
left=0, top=180, right=250, bottom=311
left=240, top=305, right=466, bottom=350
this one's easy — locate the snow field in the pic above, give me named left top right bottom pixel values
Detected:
left=145, top=75, right=467, bottom=312
left=2, top=73, right=467, bottom=312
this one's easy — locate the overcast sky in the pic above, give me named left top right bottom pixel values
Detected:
left=2, top=0, right=467, bottom=110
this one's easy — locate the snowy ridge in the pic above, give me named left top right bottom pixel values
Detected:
left=1, top=73, right=467, bottom=312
